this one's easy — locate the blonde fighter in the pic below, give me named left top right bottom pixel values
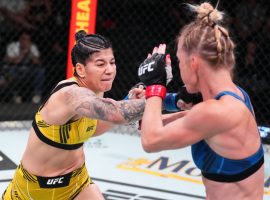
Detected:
left=138, top=2, right=264, bottom=200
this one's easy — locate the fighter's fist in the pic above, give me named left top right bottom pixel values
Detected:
left=127, top=82, right=145, bottom=99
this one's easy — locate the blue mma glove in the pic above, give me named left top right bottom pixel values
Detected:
left=164, top=86, right=203, bottom=112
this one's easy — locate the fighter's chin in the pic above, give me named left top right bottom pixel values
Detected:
left=100, top=82, right=113, bottom=92
left=103, top=86, right=112, bottom=92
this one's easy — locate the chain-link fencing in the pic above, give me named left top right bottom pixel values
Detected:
left=0, top=0, right=269, bottom=131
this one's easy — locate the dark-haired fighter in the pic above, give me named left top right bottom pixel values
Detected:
left=2, top=30, right=146, bottom=200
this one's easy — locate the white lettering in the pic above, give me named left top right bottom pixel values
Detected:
left=58, top=177, right=64, bottom=184
left=47, top=179, right=53, bottom=185
left=52, top=179, right=58, bottom=184
left=46, top=177, right=64, bottom=185
left=147, top=61, right=155, bottom=72
left=138, top=61, right=155, bottom=75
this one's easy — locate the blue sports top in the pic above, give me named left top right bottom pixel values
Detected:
left=191, top=87, right=264, bottom=182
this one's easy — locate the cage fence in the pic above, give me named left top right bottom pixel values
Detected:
left=0, top=0, right=269, bottom=134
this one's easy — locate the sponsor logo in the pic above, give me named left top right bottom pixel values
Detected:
left=117, top=156, right=270, bottom=195
left=37, top=173, right=72, bottom=188
left=47, top=177, right=64, bottom=185
left=118, top=156, right=202, bottom=184
left=138, top=61, right=155, bottom=75
left=86, top=126, right=94, bottom=132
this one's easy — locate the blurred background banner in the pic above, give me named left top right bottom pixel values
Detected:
left=0, top=0, right=269, bottom=132
left=67, top=0, right=98, bottom=78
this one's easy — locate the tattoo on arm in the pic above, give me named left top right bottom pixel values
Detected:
left=118, top=100, right=145, bottom=122
left=66, top=87, right=145, bottom=123
left=90, top=98, right=120, bottom=121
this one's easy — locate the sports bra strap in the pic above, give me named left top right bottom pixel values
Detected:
left=215, top=91, right=243, bottom=102
left=237, top=86, right=254, bottom=113
left=39, top=81, right=78, bottom=110
left=214, top=86, right=254, bottom=115
left=50, top=82, right=78, bottom=94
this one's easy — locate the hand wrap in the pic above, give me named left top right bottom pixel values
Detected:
left=145, top=85, right=167, bottom=99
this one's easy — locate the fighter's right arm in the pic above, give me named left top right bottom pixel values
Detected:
left=64, top=86, right=145, bottom=124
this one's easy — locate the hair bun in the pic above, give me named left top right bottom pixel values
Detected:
left=188, top=2, right=223, bottom=25
left=75, top=30, right=87, bottom=42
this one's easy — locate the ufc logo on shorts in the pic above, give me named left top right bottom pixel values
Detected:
left=38, top=173, right=71, bottom=188
left=138, top=61, right=155, bottom=75
left=47, top=177, right=64, bottom=185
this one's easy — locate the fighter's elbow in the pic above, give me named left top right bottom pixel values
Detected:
left=143, top=146, right=157, bottom=153
left=141, top=133, right=160, bottom=153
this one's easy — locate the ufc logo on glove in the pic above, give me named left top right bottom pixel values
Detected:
left=138, top=61, right=155, bottom=75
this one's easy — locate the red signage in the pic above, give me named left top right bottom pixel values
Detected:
left=67, top=0, right=98, bottom=78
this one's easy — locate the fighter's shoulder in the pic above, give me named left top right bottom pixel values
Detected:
left=189, top=98, right=242, bottom=127
left=184, top=100, right=238, bottom=134
left=187, top=99, right=231, bottom=120
left=55, top=82, right=96, bottom=102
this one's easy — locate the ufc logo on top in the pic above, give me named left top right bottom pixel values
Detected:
left=138, top=61, right=155, bottom=75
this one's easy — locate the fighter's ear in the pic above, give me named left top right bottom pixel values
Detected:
left=75, top=63, right=86, bottom=78
left=190, top=54, right=200, bottom=72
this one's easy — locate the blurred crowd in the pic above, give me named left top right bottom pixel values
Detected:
left=97, top=0, right=270, bottom=125
left=224, top=0, right=270, bottom=125
left=0, top=0, right=69, bottom=104
left=0, top=0, right=269, bottom=125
